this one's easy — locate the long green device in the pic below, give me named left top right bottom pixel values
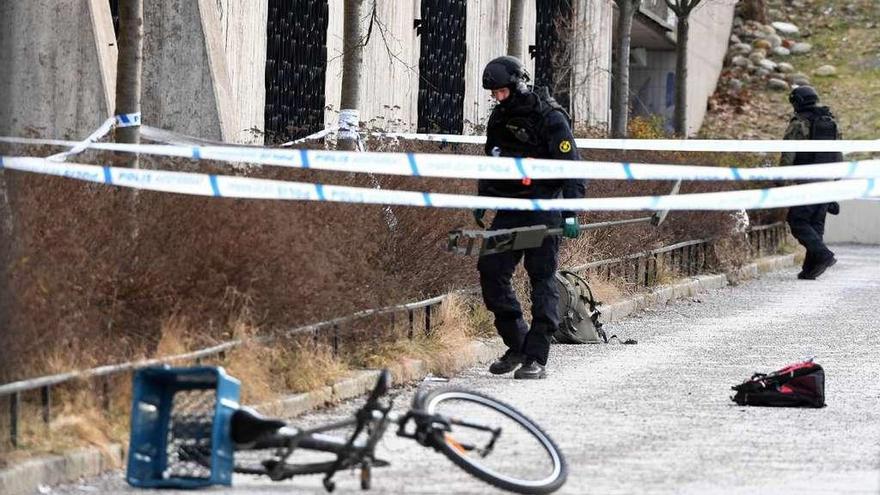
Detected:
left=447, top=180, right=681, bottom=256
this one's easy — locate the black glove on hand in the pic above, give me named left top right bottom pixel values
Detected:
left=827, top=202, right=840, bottom=215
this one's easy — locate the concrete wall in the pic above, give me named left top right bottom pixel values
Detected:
left=143, top=0, right=264, bottom=143
left=463, top=0, right=537, bottom=132
left=825, top=200, right=880, bottom=245
left=571, top=0, right=614, bottom=128
left=216, top=0, right=268, bottom=143
left=0, top=0, right=116, bottom=139
left=685, top=0, right=737, bottom=135
left=325, top=0, right=422, bottom=133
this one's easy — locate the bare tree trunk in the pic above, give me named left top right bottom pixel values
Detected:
left=673, top=14, right=689, bottom=137
left=507, top=0, right=526, bottom=60
left=338, top=0, right=364, bottom=151
left=611, top=0, right=641, bottom=138
left=115, top=0, right=143, bottom=164
left=739, top=0, right=767, bottom=24
left=0, top=170, right=13, bottom=380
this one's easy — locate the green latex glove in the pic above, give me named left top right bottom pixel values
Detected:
left=562, top=216, right=580, bottom=239
left=473, top=209, right=487, bottom=228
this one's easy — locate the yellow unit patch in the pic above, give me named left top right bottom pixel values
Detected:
left=559, top=140, right=572, bottom=153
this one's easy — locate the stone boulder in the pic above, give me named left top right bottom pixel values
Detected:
left=772, top=21, right=800, bottom=36
left=772, top=46, right=791, bottom=57
left=791, top=42, right=813, bottom=55
left=814, top=65, right=837, bottom=77
left=768, top=78, right=790, bottom=91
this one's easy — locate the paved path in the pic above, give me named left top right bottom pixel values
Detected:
left=51, top=245, right=880, bottom=494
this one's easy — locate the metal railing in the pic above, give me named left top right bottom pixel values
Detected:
left=570, top=222, right=787, bottom=286
left=0, top=222, right=787, bottom=447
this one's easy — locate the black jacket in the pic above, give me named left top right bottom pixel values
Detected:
left=478, top=90, right=586, bottom=209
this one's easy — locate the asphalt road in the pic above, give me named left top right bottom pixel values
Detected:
left=49, top=245, right=880, bottom=495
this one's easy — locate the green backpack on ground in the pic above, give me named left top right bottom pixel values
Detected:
left=553, top=270, right=606, bottom=344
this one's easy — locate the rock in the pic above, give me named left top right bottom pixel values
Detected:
left=778, top=62, right=795, bottom=73
left=772, top=46, right=791, bottom=57
left=731, top=43, right=753, bottom=55
left=768, top=78, right=790, bottom=91
left=759, top=59, right=778, bottom=71
left=814, top=65, right=837, bottom=76
left=772, top=21, right=800, bottom=35
left=767, top=34, right=783, bottom=48
left=748, top=50, right=767, bottom=64
left=729, top=78, right=744, bottom=91
left=782, top=39, right=796, bottom=48
left=753, top=39, right=772, bottom=50
left=791, top=42, right=812, bottom=54
left=789, top=73, right=811, bottom=86
left=760, top=24, right=777, bottom=35
left=731, top=55, right=750, bottom=67
left=756, top=67, right=771, bottom=77
left=730, top=34, right=741, bottom=44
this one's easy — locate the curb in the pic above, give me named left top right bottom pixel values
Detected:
left=0, top=255, right=794, bottom=495
left=0, top=445, right=124, bottom=495
left=598, top=254, right=795, bottom=323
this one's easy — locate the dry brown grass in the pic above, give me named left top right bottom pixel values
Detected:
left=347, top=293, right=488, bottom=378
left=0, top=375, right=131, bottom=467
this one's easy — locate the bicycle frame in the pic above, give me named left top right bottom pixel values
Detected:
left=239, top=383, right=502, bottom=490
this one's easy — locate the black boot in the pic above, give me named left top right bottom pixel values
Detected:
left=797, top=252, right=815, bottom=279
left=513, top=360, right=546, bottom=379
left=803, top=255, right=837, bottom=280
left=488, top=350, right=524, bottom=375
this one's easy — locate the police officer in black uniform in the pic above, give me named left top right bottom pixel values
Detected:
left=475, top=56, right=586, bottom=379
left=780, top=86, right=840, bottom=280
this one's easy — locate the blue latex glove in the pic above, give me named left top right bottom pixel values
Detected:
left=562, top=216, right=580, bottom=239
left=473, top=209, right=487, bottom=228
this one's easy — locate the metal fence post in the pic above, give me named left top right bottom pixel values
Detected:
left=408, top=309, right=414, bottom=339
left=332, top=324, right=340, bottom=356
left=41, top=386, right=51, bottom=425
left=10, top=391, right=20, bottom=447
left=425, top=305, right=432, bottom=335
left=102, top=378, right=111, bottom=412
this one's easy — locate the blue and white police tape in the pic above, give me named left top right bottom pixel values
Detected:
left=3, top=135, right=880, bottom=181
left=114, top=112, right=141, bottom=128
left=45, top=113, right=141, bottom=162
left=2, top=156, right=878, bottom=211
left=319, top=131, right=880, bottom=153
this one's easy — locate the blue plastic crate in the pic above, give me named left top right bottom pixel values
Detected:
left=126, top=366, right=240, bottom=488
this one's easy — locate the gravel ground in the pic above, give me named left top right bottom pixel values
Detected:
left=48, top=245, right=880, bottom=495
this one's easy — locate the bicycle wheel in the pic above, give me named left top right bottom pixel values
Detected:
left=415, top=387, right=567, bottom=495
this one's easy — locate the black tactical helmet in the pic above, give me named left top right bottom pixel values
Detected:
left=482, top=56, right=530, bottom=91
left=789, top=85, right=819, bottom=110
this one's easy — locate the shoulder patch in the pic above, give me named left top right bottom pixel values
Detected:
left=559, top=140, right=572, bottom=153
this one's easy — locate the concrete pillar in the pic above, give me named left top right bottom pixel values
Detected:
left=142, top=0, right=266, bottom=143
left=685, top=0, right=737, bottom=135
left=571, top=0, right=613, bottom=128
left=0, top=0, right=116, bottom=138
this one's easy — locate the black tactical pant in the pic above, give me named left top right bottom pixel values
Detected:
left=477, top=211, right=561, bottom=366
left=787, top=204, right=834, bottom=269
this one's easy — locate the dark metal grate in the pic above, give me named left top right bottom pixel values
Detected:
left=265, top=0, right=329, bottom=142
left=416, top=0, right=467, bottom=134
left=533, top=0, right=572, bottom=112
left=164, top=389, right=216, bottom=480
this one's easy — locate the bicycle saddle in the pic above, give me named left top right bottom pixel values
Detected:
left=231, top=407, right=287, bottom=445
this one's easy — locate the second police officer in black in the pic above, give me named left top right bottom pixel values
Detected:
left=474, top=56, right=586, bottom=379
